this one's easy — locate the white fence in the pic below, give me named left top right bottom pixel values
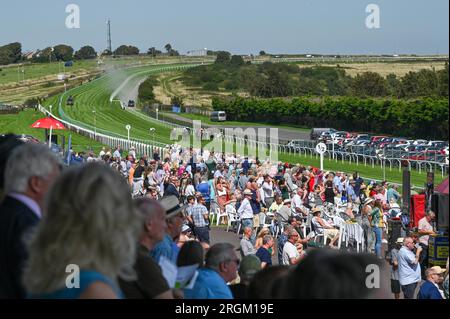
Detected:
left=38, top=104, right=166, bottom=160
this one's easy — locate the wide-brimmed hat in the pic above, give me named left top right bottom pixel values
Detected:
left=159, top=195, right=186, bottom=218
left=430, top=266, right=446, bottom=274
left=181, top=224, right=191, bottom=233
left=396, top=237, right=404, bottom=244
left=364, top=198, right=374, bottom=206
left=283, top=199, right=291, bottom=204
left=311, top=207, right=322, bottom=214
left=243, top=189, right=253, bottom=196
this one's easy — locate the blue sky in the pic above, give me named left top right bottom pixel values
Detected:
left=1, top=0, right=448, bottom=55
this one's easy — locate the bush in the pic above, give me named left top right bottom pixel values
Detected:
left=224, top=80, right=239, bottom=90
left=181, top=62, right=448, bottom=99
left=138, top=77, right=158, bottom=105
left=202, top=82, right=219, bottom=91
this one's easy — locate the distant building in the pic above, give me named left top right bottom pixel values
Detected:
left=23, top=51, right=37, bottom=60
left=186, top=49, right=207, bottom=57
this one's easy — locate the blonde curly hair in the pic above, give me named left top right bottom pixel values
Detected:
left=23, top=163, right=143, bottom=295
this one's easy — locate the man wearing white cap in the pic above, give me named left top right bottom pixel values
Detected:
left=418, top=266, right=445, bottom=299
left=238, top=189, right=255, bottom=232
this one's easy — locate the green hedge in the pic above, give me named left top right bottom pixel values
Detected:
left=212, top=96, right=449, bottom=140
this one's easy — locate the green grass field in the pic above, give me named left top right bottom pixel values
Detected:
left=2, top=61, right=441, bottom=187
left=48, top=64, right=200, bottom=145
left=0, top=108, right=106, bottom=153
left=0, top=60, right=98, bottom=85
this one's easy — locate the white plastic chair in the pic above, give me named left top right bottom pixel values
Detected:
left=338, top=224, right=365, bottom=252
left=225, top=204, right=238, bottom=232
left=215, top=206, right=228, bottom=226
left=310, top=217, right=327, bottom=245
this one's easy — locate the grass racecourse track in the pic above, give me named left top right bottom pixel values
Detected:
left=31, top=63, right=446, bottom=187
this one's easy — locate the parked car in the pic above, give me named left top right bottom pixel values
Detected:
left=428, top=141, right=448, bottom=148
left=312, top=128, right=336, bottom=140
left=334, top=131, right=350, bottom=139
left=392, top=138, right=409, bottom=145
left=413, top=139, right=428, bottom=145
left=378, top=137, right=396, bottom=149
left=371, top=135, right=388, bottom=143
left=128, top=100, right=135, bottom=107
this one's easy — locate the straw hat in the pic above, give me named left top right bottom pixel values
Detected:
left=158, top=195, right=186, bottom=218
left=430, top=266, right=446, bottom=274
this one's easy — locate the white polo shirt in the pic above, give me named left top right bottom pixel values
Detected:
left=282, top=241, right=299, bottom=265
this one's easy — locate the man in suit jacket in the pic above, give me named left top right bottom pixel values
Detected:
left=0, top=143, right=60, bottom=298
left=164, top=176, right=180, bottom=199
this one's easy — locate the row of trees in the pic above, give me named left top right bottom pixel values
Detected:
left=114, top=43, right=179, bottom=56
left=212, top=96, right=449, bottom=140
left=31, top=45, right=97, bottom=62
left=183, top=56, right=449, bottom=99
left=0, top=42, right=99, bottom=64
left=0, top=41, right=182, bottom=65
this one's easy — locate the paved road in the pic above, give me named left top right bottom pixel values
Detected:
left=118, top=74, right=311, bottom=142
left=163, top=112, right=312, bottom=143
